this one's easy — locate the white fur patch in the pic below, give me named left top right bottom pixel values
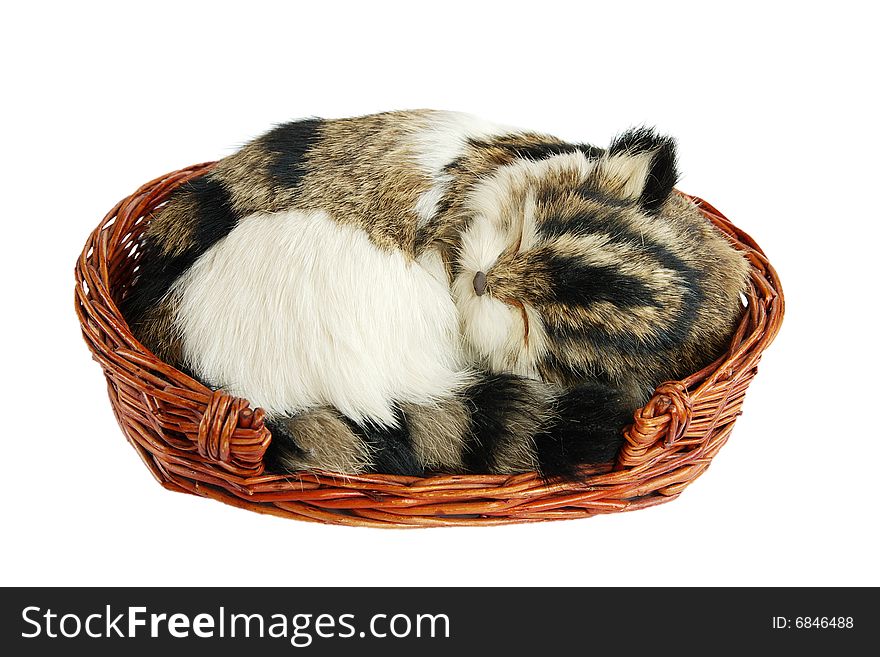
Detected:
left=413, top=177, right=450, bottom=229
left=174, top=210, right=468, bottom=426
left=411, top=111, right=514, bottom=227
left=415, top=247, right=449, bottom=286
left=411, top=111, right=514, bottom=177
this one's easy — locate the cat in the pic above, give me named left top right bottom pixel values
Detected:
left=122, top=110, right=749, bottom=479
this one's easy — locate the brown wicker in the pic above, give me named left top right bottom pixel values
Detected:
left=75, top=163, right=784, bottom=528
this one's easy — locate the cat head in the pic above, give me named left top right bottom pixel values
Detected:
left=453, top=127, right=689, bottom=386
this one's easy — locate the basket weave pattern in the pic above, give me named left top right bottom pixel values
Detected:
left=75, top=163, right=784, bottom=527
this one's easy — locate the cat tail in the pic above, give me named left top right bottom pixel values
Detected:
left=461, top=373, right=635, bottom=481
left=265, top=373, right=634, bottom=482
left=264, top=406, right=426, bottom=477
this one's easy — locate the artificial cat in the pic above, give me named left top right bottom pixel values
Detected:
left=122, top=110, right=749, bottom=479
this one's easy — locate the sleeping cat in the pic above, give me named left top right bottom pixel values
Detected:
left=122, top=110, right=749, bottom=479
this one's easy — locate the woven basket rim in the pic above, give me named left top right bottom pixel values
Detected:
left=75, top=163, right=784, bottom=527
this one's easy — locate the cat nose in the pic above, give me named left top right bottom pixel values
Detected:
left=473, top=271, right=487, bottom=296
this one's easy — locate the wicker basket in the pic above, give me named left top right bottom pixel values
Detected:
left=75, top=163, right=784, bottom=527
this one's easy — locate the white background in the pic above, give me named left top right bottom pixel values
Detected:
left=2, top=1, right=877, bottom=587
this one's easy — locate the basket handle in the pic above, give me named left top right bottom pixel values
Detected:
left=616, top=382, right=691, bottom=468
left=195, top=389, right=272, bottom=475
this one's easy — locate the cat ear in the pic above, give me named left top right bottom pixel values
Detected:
left=588, top=127, right=678, bottom=213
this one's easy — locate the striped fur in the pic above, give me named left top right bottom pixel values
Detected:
left=122, top=110, right=749, bottom=480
